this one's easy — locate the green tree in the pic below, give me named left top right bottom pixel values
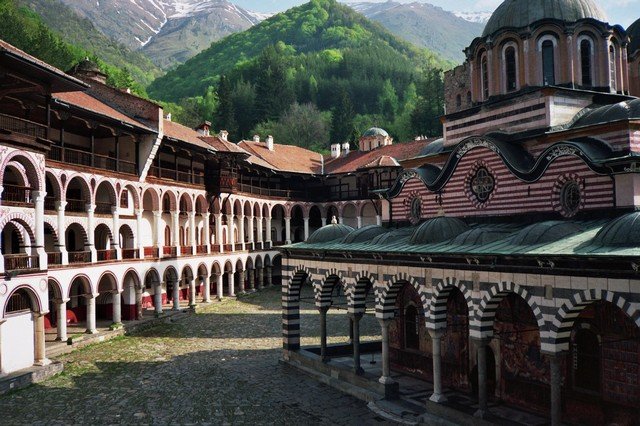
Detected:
left=377, top=79, right=399, bottom=122
left=411, top=69, right=444, bottom=138
left=215, top=75, right=238, bottom=139
left=231, top=78, right=256, bottom=140
left=330, top=89, right=355, bottom=145
left=254, top=45, right=292, bottom=123
left=274, top=102, right=330, bottom=150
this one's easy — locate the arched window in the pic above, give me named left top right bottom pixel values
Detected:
left=481, top=55, right=489, bottom=100
left=573, top=328, right=600, bottom=392
left=505, top=46, right=517, bottom=92
left=404, top=304, right=420, bottom=350
left=456, top=94, right=462, bottom=109
left=466, top=91, right=472, bottom=105
left=609, top=44, right=617, bottom=91
left=542, top=40, right=555, bottom=85
left=580, top=39, right=593, bottom=86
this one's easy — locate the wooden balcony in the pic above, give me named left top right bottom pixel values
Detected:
left=144, top=246, right=159, bottom=259
left=47, top=252, right=62, bottom=265
left=97, top=249, right=117, bottom=261
left=48, top=145, right=136, bottom=175
left=196, top=245, right=207, bottom=254
left=4, top=254, right=40, bottom=272
left=68, top=251, right=91, bottom=264
left=122, top=248, right=139, bottom=259
left=2, top=185, right=34, bottom=207
left=0, top=113, right=46, bottom=139
left=148, top=166, right=205, bottom=185
left=163, top=246, right=177, bottom=257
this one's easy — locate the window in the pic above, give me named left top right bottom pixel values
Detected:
left=573, top=328, right=600, bottom=392
left=609, top=45, right=617, bottom=91
left=119, top=189, right=129, bottom=208
left=410, top=197, right=422, bottom=225
left=404, top=305, right=420, bottom=350
left=467, top=91, right=472, bottom=105
left=560, top=180, right=581, bottom=216
left=580, top=39, right=593, bottom=86
left=456, top=94, right=462, bottom=109
left=471, top=167, right=495, bottom=202
left=542, top=40, right=555, bottom=85
left=6, top=289, right=33, bottom=313
left=505, top=46, right=517, bottom=92
left=481, top=55, right=489, bottom=100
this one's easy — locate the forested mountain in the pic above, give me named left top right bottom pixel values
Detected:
left=0, top=0, right=153, bottom=95
left=348, top=1, right=484, bottom=63
left=148, top=0, right=448, bottom=150
left=13, top=0, right=162, bottom=88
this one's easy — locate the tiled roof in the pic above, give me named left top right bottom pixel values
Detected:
left=238, top=141, right=323, bottom=174
left=324, top=139, right=429, bottom=174
left=53, top=91, right=151, bottom=131
left=163, top=120, right=211, bottom=150
left=200, top=136, right=249, bottom=154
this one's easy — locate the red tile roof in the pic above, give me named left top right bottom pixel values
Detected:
left=200, top=136, right=249, bottom=154
left=163, top=120, right=211, bottom=150
left=323, top=139, right=430, bottom=174
left=53, top=91, right=151, bottom=130
left=238, top=140, right=323, bottom=174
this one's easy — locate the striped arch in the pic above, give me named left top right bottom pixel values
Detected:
left=350, top=271, right=378, bottom=314
left=551, top=289, right=640, bottom=353
left=0, top=150, right=44, bottom=191
left=429, top=277, right=475, bottom=330
left=376, top=272, right=429, bottom=321
left=0, top=212, right=37, bottom=243
left=475, top=281, right=546, bottom=339
left=282, top=268, right=312, bottom=351
left=317, top=269, right=348, bottom=308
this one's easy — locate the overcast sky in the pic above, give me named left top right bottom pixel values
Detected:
left=232, top=0, right=639, bottom=27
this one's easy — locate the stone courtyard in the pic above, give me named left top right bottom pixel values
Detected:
left=0, top=286, right=387, bottom=425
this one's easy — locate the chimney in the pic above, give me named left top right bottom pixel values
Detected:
left=166, top=113, right=172, bottom=122
left=266, top=135, right=274, bottom=151
left=196, top=121, right=211, bottom=136
left=253, top=134, right=260, bottom=143
left=219, top=130, right=229, bottom=141
left=341, top=142, right=350, bottom=155
left=331, top=143, right=341, bottom=159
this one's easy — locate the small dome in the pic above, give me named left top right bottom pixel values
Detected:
left=342, top=225, right=388, bottom=244
left=628, top=18, right=640, bottom=55
left=419, top=138, right=444, bottom=157
left=451, top=228, right=511, bottom=246
left=510, top=221, right=583, bottom=246
left=571, top=100, right=640, bottom=128
left=371, top=228, right=415, bottom=245
left=306, top=222, right=354, bottom=244
left=410, top=216, right=469, bottom=245
left=362, top=127, right=389, bottom=137
left=483, top=0, right=607, bottom=37
left=592, top=212, right=640, bottom=247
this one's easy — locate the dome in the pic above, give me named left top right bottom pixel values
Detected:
left=370, top=228, right=415, bottom=245
left=419, top=138, right=444, bottom=157
left=451, top=227, right=511, bottom=246
left=628, top=18, right=640, bottom=55
left=306, top=222, right=354, bottom=244
left=362, top=127, right=389, bottom=138
left=592, top=212, right=640, bottom=247
left=509, top=221, right=583, bottom=246
left=571, top=100, right=640, bottom=128
left=342, top=225, right=388, bottom=244
left=410, top=216, right=469, bottom=245
left=483, top=0, right=607, bottom=37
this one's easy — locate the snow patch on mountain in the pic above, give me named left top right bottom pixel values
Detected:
left=454, top=11, right=491, bottom=24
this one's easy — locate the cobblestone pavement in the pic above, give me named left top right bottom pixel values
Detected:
left=1, top=286, right=388, bottom=425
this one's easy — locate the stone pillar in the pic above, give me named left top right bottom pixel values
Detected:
left=228, top=213, right=235, bottom=251
left=303, top=217, right=310, bottom=241
left=33, top=313, right=50, bottom=366
left=203, top=275, right=211, bottom=303
left=85, top=295, right=97, bottom=334
left=474, top=338, right=491, bottom=418
left=86, top=203, right=96, bottom=262
left=215, top=213, right=223, bottom=251
left=247, top=215, right=254, bottom=249
left=238, top=213, right=245, bottom=250
left=135, top=286, right=143, bottom=320
left=321, top=217, right=327, bottom=226
left=549, top=353, right=564, bottom=426
left=429, top=329, right=447, bottom=403
left=171, top=211, right=180, bottom=255
left=112, top=291, right=122, bottom=325
left=153, top=211, right=162, bottom=248
left=284, top=216, right=291, bottom=244
left=189, top=277, right=196, bottom=308
left=154, top=283, right=163, bottom=315
left=32, top=191, right=47, bottom=268
left=248, top=269, right=255, bottom=291
left=238, top=270, right=246, bottom=293
left=56, top=201, right=68, bottom=265
left=376, top=215, right=382, bottom=226
left=203, top=212, right=211, bottom=253
left=216, top=274, right=223, bottom=300
left=266, top=216, right=272, bottom=245
left=356, top=215, right=362, bottom=229
left=172, top=279, right=180, bottom=310
left=135, top=209, right=144, bottom=258
left=258, top=267, right=265, bottom=289
left=319, top=306, right=329, bottom=362
left=228, top=271, right=235, bottom=296
left=188, top=211, right=196, bottom=252
left=111, top=206, right=121, bottom=260
left=378, top=318, right=394, bottom=384
left=350, top=313, right=364, bottom=375
left=338, top=216, right=344, bottom=224
left=257, top=216, right=264, bottom=248
left=55, top=299, right=68, bottom=341
left=266, top=266, right=273, bottom=287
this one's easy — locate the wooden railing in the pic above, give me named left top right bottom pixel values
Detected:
left=47, top=252, right=62, bottom=265
left=69, top=251, right=91, bottom=264
left=0, top=113, right=46, bottom=139
left=211, top=244, right=221, bottom=252
left=181, top=246, right=193, bottom=256
left=95, top=202, right=113, bottom=215
left=2, top=185, right=34, bottom=207
left=148, top=166, right=205, bottom=185
left=122, top=248, right=139, bottom=259
left=44, top=197, right=56, bottom=211
left=144, top=246, right=159, bottom=258
left=4, top=254, right=40, bottom=271
left=48, top=145, right=136, bottom=175
left=223, top=244, right=233, bottom=252
left=66, top=198, right=86, bottom=213
left=97, top=249, right=117, bottom=261
left=163, top=246, right=177, bottom=257
left=196, top=245, right=207, bottom=254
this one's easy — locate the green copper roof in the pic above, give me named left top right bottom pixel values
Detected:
left=509, top=221, right=584, bottom=246
left=409, top=217, right=469, bottom=245
left=572, top=100, right=640, bottom=128
left=307, top=222, right=354, bottom=244
left=483, top=0, right=607, bottom=37
left=592, top=212, right=640, bottom=247
left=362, top=127, right=389, bottom=137
left=342, top=225, right=388, bottom=244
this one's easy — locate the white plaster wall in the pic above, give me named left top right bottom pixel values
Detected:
left=1, top=313, right=34, bottom=374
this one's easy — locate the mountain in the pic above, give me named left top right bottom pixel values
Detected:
left=14, top=0, right=162, bottom=87
left=454, top=11, right=491, bottom=24
left=57, top=0, right=267, bottom=69
left=347, top=1, right=484, bottom=63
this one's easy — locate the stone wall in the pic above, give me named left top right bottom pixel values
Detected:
left=444, top=63, right=472, bottom=115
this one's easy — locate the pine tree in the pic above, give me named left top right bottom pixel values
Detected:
left=330, top=89, right=355, bottom=145
left=215, top=75, right=238, bottom=139
left=254, top=45, right=292, bottom=123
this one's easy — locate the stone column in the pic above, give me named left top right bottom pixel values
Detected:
left=171, top=211, right=180, bottom=255
left=238, top=270, right=246, bottom=293
left=215, top=213, right=223, bottom=252
left=135, top=209, right=144, bottom=258
left=549, top=353, right=564, bottom=426
left=265, top=216, right=272, bottom=246
left=228, top=271, right=235, bottom=296
left=33, top=313, right=50, bottom=366
left=321, top=217, right=327, bottom=226
left=32, top=191, right=47, bottom=268
left=429, top=329, right=447, bottom=403
left=256, top=216, right=264, bottom=248
left=154, top=283, right=163, bottom=316
left=203, top=212, right=211, bottom=253
left=85, top=294, right=97, bottom=334
left=135, top=286, right=143, bottom=320
left=216, top=274, right=223, bottom=300
left=86, top=203, right=96, bottom=262
left=266, top=266, right=273, bottom=286
left=319, top=306, right=329, bottom=362
left=189, top=277, right=196, bottom=308
left=188, top=211, right=196, bottom=253
left=111, top=206, right=121, bottom=260
left=153, top=211, right=162, bottom=248
left=238, top=213, right=245, bottom=250
left=474, top=338, right=491, bottom=418
left=376, top=215, right=382, bottom=226
left=338, top=216, right=344, bottom=225
left=356, top=215, right=362, bottom=229
left=56, top=201, right=68, bottom=265
left=258, top=267, right=265, bottom=289
left=203, top=275, right=211, bottom=303
left=248, top=269, right=255, bottom=291
left=378, top=318, right=394, bottom=384
left=284, top=216, right=291, bottom=244
left=350, top=313, right=364, bottom=375
left=303, top=217, right=310, bottom=241
left=112, top=291, right=122, bottom=325
left=228, top=213, right=235, bottom=251
left=55, top=299, right=68, bottom=341
left=247, top=215, right=254, bottom=250
left=172, top=279, right=180, bottom=310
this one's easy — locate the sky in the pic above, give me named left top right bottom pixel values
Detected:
left=232, top=0, right=640, bottom=27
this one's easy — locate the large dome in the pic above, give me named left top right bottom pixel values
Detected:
left=629, top=18, right=640, bottom=55
left=306, top=222, right=354, bottom=244
left=483, top=0, right=607, bottom=37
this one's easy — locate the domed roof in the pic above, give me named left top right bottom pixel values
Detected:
left=362, top=127, right=389, bottom=138
left=571, top=99, right=640, bottom=128
left=628, top=18, right=640, bottom=55
left=592, top=212, right=640, bottom=247
left=483, top=0, right=607, bottom=37
left=306, top=221, right=354, bottom=244
left=451, top=227, right=511, bottom=246
left=342, top=225, right=388, bottom=244
left=410, top=216, right=469, bottom=245
left=509, top=221, right=583, bottom=246
left=419, top=138, right=444, bottom=157
left=371, top=228, right=415, bottom=245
